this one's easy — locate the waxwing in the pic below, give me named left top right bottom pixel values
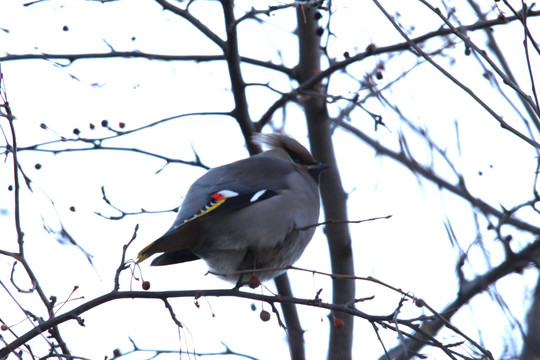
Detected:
left=137, top=133, right=328, bottom=285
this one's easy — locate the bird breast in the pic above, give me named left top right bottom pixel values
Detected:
left=195, top=169, right=320, bottom=282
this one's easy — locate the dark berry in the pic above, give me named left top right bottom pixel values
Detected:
left=248, top=273, right=260, bottom=289
left=142, top=281, right=151, bottom=290
left=260, top=310, right=271, bottom=322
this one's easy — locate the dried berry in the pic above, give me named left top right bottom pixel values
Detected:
left=142, top=281, right=150, bottom=290
left=260, top=310, right=271, bottom=322
left=248, top=273, right=260, bottom=289
left=334, top=317, right=344, bottom=328
left=69, top=206, right=76, bottom=212
left=119, top=122, right=125, bottom=129
left=101, top=119, right=109, bottom=127
left=73, top=128, right=80, bottom=136
left=34, top=163, right=42, bottom=170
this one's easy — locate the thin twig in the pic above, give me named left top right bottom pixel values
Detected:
left=337, top=119, right=540, bottom=235
left=113, top=224, right=139, bottom=292
left=372, top=0, right=540, bottom=149
left=295, top=215, right=392, bottom=231
left=1, top=68, right=71, bottom=356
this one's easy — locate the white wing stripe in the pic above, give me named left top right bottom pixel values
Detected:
left=250, top=190, right=267, bottom=202
left=218, top=190, right=239, bottom=197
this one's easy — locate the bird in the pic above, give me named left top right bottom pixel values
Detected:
left=137, top=133, right=328, bottom=285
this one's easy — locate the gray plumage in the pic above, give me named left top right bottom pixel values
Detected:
left=137, top=134, right=327, bottom=284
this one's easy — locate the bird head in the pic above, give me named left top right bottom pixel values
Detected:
left=252, top=133, right=329, bottom=181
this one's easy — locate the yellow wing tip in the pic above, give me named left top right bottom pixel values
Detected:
left=137, top=242, right=154, bottom=263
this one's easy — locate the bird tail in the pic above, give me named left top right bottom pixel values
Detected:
left=136, top=242, right=155, bottom=263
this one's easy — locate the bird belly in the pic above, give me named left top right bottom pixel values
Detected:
left=194, top=193, right=318, bottom=283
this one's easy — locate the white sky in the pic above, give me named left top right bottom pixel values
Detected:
left=1, top=0, right=539, bottom=359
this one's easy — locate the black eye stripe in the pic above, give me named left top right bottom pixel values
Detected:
left=286, top=149, right=316, bottom=166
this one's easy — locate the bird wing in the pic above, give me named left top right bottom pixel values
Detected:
left=137, top=156, right=293, bottom=263
left=180, top=188, right=278, bottom=223
left=139, top=188, right=279, bottom=266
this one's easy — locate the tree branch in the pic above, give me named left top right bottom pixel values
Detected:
left=1, top=70, right=71, bottom=356
left=338, top=120, right=540, bottom=235
left=220, top=0, right=259, bottom=154
left=294, top=4, right=355, bottom=360
left=381, top=237, right=540, bottom=360
left=372, top=0, right=540, bottom=149
left=154, top=0, right=226, bottom=50
left=0, top=52, right=293, bottom=75
left=255, top=10, right=540, bottom=131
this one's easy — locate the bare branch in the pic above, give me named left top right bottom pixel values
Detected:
left=337, top=120, right=540, bottom=235
left=113, top=224, right=139, bottom=292
left=0, top=52, right=293, bottom=75
left=372, top=0, right=540, bottom=149
left=154, top=0, right=226, bottom=50
left=220, top=0, right=259, bottom=153
left=96, top=186, right=179, bottom=221
left=256, top=10, right=540, bottom=131
left=381, top=237, right=540, bottom=360
left=1, top=68, right=71, bottom=356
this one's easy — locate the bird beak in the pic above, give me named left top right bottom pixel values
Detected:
left=308, top=163, right=330, bottom=174
left=306, top=163, right=330, bottom=183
